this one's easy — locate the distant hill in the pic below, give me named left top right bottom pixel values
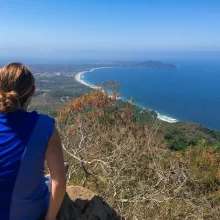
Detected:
left=110, top=60, right=176, bottom=68
left=135, top=60, right=176, bottom=68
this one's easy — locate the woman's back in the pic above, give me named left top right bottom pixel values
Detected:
left=0, top=63, right=66, bottom=220
left=0, top=110, right=54, bottom=219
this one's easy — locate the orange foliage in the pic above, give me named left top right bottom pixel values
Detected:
left=57, top=85, right=134, bottom=124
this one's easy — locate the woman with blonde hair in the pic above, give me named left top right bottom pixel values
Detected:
left=0, top=63, right=66, bottom=219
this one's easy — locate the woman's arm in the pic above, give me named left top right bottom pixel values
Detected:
left=45, top=126, right=66, bottom=220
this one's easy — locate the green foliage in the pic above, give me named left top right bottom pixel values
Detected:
left=118, top=101, right=220, bottom=151
left=160, top=122, right=220, bottom=151
left=28, top=105, right=57, bottom=118
left=48, top=89, right=82, bottom=98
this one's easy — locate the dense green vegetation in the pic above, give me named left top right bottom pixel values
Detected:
left=163, top=122, right=220, bottom=151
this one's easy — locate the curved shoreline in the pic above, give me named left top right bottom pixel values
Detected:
left=75, top=67, right=112, bottom=89
left=75, top=67, right=178, bottom=124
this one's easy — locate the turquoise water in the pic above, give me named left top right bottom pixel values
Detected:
left=80, top=59, right=220, bottom=130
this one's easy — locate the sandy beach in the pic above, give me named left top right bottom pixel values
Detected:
left=75, top=67, right=110, bottom=89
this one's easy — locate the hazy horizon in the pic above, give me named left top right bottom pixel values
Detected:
left=1, top=51, right=220, bottom=65
left=1, top=0, right=220, bottom=62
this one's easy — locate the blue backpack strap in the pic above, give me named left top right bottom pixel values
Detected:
left=9, top=114, right=55, bottom=220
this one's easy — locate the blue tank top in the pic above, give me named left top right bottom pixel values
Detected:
left=0, top=110, right=55, bottom=220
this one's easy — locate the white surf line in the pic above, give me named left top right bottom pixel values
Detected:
left=75, top=67, right=112, bottom=89
left=156, top=112, right=178, bottom=123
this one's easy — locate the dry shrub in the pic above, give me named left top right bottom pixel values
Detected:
left=56, top=86, right=220, bottom=220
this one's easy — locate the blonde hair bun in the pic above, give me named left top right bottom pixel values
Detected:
left=0, top=63, right=35, bottom=113
left=0, top=91, right=20, bottom=112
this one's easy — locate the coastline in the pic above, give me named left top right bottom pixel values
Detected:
left=156, top=112, right=178, bottom=123
left=75, top=67, right=178, bottom=124
left=75, top=67, right=112, bottom=89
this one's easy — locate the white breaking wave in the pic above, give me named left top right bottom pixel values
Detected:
left=156, top=112, right=178, bottom=123
left=75, top=67, right=112, bottom=89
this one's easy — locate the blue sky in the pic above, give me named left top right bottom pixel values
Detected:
left=0, top=0, right=220, bottom=60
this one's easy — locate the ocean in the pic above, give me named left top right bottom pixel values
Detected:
left=77, top=57, right=220, bottom=130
